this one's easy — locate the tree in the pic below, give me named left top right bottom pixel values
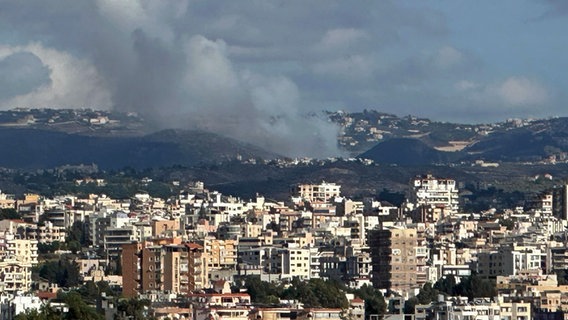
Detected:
left=115, top=298, right=151, bottom=320
left=14, top=308, right=43, bottom=320
left=404, top=297, right=418, bottom=314
left=266, top=221, right=281, bottom=232
left=63, top=291, right=103, bottom=320
left=434, top=275, right=457, bottom=296
left=378, top=189, right=405, bottom=207
left=67, top=221, right=88, bottom=245
left=38, top=257, right=81, bottom=288
left=416, top=282, right=438, bottom=304
left=556, top=270, right=568, bottom=285
left=14, top=304, right=62, bottom=320
left=500, top=218, right=515, bottom=231
left=0, top=208, right=21, bottom=220
left=242, top=276, right=349, bottom=309
left=353, top=284, right=387, bottom=316
left=434, top=274, right=496, bottom=300
left=305, top=279, right=348, bottom=309
left=67, top=240, right=81, bottom=254
left=78, top=280, right=114, bottom=306
left=243, top=276, right=282, bottom=305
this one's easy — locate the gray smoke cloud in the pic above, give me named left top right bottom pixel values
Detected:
left=0, top=0, right=344, bottom=158
left=7, top=1, right=558, bottom=150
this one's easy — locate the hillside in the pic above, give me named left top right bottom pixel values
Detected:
left=2, top=108, right=568, bottom=167
left=0, top=128, right=278, bottom=169
left=338, top=110, right=568, bottom=165
left=358, top=138, right=459, bottom=165
left=462, top=118, right=568, bottom=162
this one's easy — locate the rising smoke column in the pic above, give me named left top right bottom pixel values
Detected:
left=0, top=0, right=343, bottom=158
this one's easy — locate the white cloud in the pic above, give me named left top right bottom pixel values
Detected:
left=316, top=28, right=369, bottom=52
left=497, top=76, right=549, bottom=106
left=0, top=43, right=111, bottom=109
left=312, top=54, right=376, bottom=80
left=454, top=80, right=478, bottom=91
left=434, top=46, right=464, bottom=69
left=454, top=76, right=549, bottom=106
left=183, top=35, right=245, bottom=109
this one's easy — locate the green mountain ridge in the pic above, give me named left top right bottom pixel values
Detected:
left=1, top=108, right=568, bottom=168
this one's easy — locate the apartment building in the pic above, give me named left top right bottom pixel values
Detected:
left=121, top=240, right=208, bottom=298
left=152, top=219, right=181, bottom=238
left=5, top=238, right=38, bottom=266
left=163, top=243, right=208, bottom=294
left=477, top=245, right=542, bottom=278
left=276, top=244, right=311, bottom=280
left=293, top=182, right=341, bottom=203
left=0, top=261, right=32, bottom=293
left=411, top=174, right=459, bottom=216
left=122, top=242, right=143, bottom=297
left=0, top=192, right=16, bottom=210
left=368, top=227, right=418, bottom=293
left=203, top=238, right=237, bottom=271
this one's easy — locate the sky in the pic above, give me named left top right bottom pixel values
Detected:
left=0, top=1, right=566, bottom=157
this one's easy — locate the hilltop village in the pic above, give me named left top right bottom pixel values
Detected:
left=0, top=175, right=567, bottom=319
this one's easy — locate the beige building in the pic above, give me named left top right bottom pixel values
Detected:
left=6, top=238, right=38, bottom=266
left=0, top=192, right=16, bottom=209
left=498, top=301, right=531, bottom=320
left=204, top=238, right=237, bottom=270
left=0, top=260, right=32, bottom=293
left=272, top=244, right=311, bottom=280
left=152, top=219, right=181, bottom=237
left=0, top=220, right=33, bottom=235
left=34, top=222, right=66, bottom=244
left=369, top=227, right=418, bottom=293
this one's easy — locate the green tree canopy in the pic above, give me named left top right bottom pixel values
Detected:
left=241, top=276, right=349, bottom=309
left=352, top=284, right=387, bottom=316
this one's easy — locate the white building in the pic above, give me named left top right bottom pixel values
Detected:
left=411, top=174, right=459, bottom=215
left=0, top=294, right=42, bottom=320
left=270, top=244, right=312, bottom=280
left=293, top=182, right=341, bottom=203
left=476, top=245, right=542, bottom=278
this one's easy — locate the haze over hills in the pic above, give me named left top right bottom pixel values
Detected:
left=1, top=108, right=568, bottom=169
left=0, top=109, right=280, bottom=169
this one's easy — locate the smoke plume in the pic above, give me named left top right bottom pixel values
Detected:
left=0, top=0, right=342, bottom=158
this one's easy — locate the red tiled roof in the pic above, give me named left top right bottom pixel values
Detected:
left=36, top=291, right=57, bottom=300
left=185, top=242, right=203, bottom=249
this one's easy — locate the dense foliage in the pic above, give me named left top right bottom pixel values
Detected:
left=242, top=276, right=349, bottom=309
left=434, top=275, right=496, bottom=300
left=352, top=284, right=387, bottom=316
left=0, top=208, right=20, bottom=220
left=242, top=276, right=387, bottom=315
left=38, top=257, right=81, bottom=288
left=15, top=292, right=101, bottom=320
left=115, top=298, right=151, bottom=320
